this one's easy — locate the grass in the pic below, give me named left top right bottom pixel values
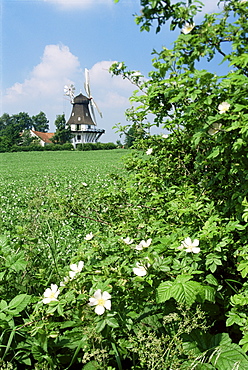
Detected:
left=0, top=149, right=127, bottom=236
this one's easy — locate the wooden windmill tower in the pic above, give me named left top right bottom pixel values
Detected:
left=64, top=69, right=105, bottom=148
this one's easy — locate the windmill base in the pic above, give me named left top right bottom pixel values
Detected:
left=71, top=128, right=105, bottom=148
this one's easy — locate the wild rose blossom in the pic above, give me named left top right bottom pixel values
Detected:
left=208, top=122, right=222, bottom=135
left=122, top=237, right=134, bottom=245
left=69, top=261, right=84, bottom=279
left=88, top=289, right=111, bottom=315
left=84, top=232, right=94, bottom=241
left=218, top=101, right=230, bottom=114
left=178, top=237, right=200, bottom=253
left=133, top=262, right=148, bottom=276
left=43, top=284, right=60, bottom=304
left=146, top=148, right=153, bottom=155
left=182, top=23, right=195, bottom=34
left=135, top=238, right=152, bottom=251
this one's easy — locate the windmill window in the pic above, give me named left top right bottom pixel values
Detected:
left=77, top=135, right=81, bottom=141
left=77, top=124, right=80, bottom=130
left=78, top=117, right=81, bottom=121
left=72, top=113, right=75, bottom=116
left=88, top=125, right=91, bottom=129
left=86, top=113, right=88, bottom=116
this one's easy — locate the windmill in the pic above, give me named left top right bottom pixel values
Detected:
left=65, top=69, right=105, bottom=148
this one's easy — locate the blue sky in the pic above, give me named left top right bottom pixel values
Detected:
left=1, top=0, right=224, bottom=143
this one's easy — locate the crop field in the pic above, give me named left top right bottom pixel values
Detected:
left=0, top=149, right=127, bottom=235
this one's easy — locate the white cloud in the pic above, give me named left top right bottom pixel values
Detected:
left=4, top=44, right=81, bottom=104
left=43, top=0, right=113, bottom=10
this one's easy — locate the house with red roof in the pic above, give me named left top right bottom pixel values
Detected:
left=30, top=130, right=54, bottom=146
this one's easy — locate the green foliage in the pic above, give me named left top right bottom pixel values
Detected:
left=0, top=111, right=49, bottom=151
left=32, top=112, right=49, bottom=132
left=76, top=142, right=117, bottom=151
left=51, top=114, right=72, bottom=144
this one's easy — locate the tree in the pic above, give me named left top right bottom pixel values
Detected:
left=51, top=114, right=72, bottom=144
left=0, top=112, right=34, bottom=149
left=32, top=111, right=49, bottom=132
left=124, top=125, right=147, bottom=148
left=12, top=112, right=33, bottom=131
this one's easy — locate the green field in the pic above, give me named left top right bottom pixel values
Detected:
left=0, top=149, right=126, bottom=187
left=0, top=149, right=127, bottom=234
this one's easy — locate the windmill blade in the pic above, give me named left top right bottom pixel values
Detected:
left=64, top=84, right=75, bottom=103
left=89, top=100, right=97, bottom=123
left=91, top=98, right=103, bottom=118
left=84, top=68, right=91, bottom=97
left=84, top=68, right=102, bottom=118
left=64, top=85, right=70, bottom=95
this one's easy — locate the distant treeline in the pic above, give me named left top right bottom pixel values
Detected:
left=0, top=112, right=118, bottom=152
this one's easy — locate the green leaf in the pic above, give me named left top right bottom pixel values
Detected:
left=156, top=275, right=203, bottom=306
left=156, top=281, right=173, bottom=303
left=207, top=147, right=220, bottom=159
left=5, top=294, right=31, bottom=315
left=171, top=280, right=200, bottom=306
left=95, top=319, right=106, bottom=332
left=210, top=343, right=248, bottom=370
left=106, top=317, right=119, bottom=328
left=83, top=361, right=99, bottom=370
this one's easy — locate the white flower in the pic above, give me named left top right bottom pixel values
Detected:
left=133, top=262, right=148, bottom=276
left=162, top=134, right=169, bottom=138
left=60, top=276, right=69, bottom=287
left=208, top=122, right=222, bottom=135
left=88, top=289, right=111, bottom=315
left=135, top=238, right=152, bottom=251
left=82, top=182, right=88, bottom=187
left=182, top=23, right=195, bottom=35
left=146, top=148, right=153, bottom=155
left=84, top=232, right=94, bottom=241
left=122, top=237, right=134, bottom=245
left=42, top=284, right=60, bottom=304
left=69, top=261, right=84, bottom=279
left=218, top=101, right=230, bottom=114
left=178, top=237, right=200, bottom=253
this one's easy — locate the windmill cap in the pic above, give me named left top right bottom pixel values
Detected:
left=73, top=93, right=89, bottom=104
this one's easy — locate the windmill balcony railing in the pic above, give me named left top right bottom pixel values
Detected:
left=72, top=127, right=105, bottom=133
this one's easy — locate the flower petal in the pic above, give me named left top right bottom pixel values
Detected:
left=70, top=264, right=77, bottom=272
left=104, top=299, right=111, bottom=310
left=69, top=271, right=77, bottom=279
left=192, top=239, right=199, bottom=247
left=95, top=305, right=105, bottom=315
left=43, top=298, right=52, bottom=304
left=43, top=288, right=52, bottom=298
left=77, top=261, right=84, bottom=271
left=88, top=297, right=98, bottom=306
left=102, top=291, right=111, bottom=301
left=51, top=284, right=58, bottom=293
left=133, top=266, right=147, bottom=276
left=93, top=289, right=102, bottom=300
left=184, top=237, right=192, bottom=246
left=192, top=247, right=200, bottom=253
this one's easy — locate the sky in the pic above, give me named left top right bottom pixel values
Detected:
left=1, top=0, right=224, bottom=143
